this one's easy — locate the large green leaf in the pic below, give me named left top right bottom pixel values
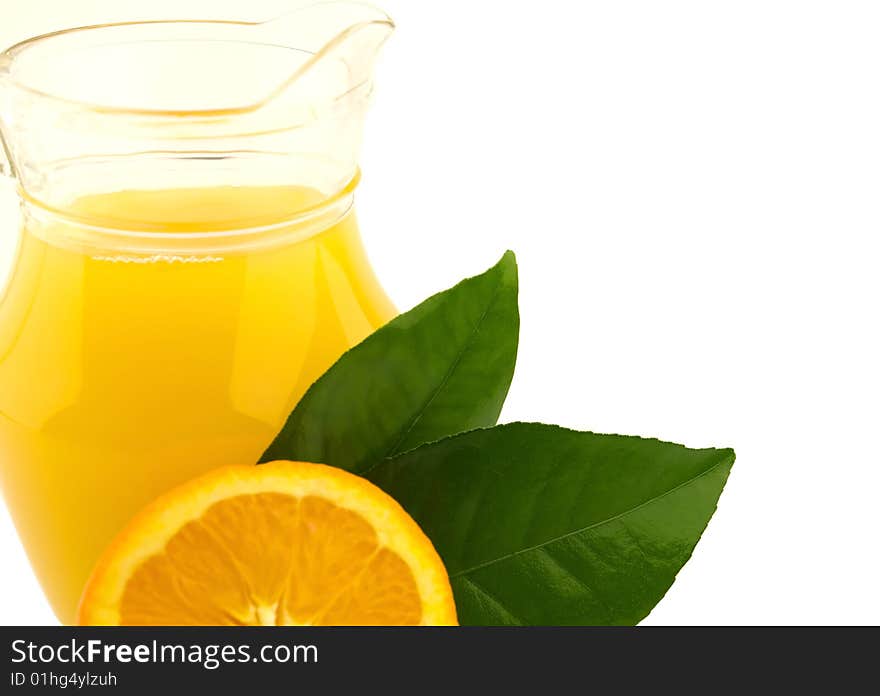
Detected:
left=261, top=252, right=519, bottom=473
left=367, top=423, right=734, bottom=625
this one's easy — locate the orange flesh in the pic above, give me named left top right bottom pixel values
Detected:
left=119, top=493, right=423, bottom=626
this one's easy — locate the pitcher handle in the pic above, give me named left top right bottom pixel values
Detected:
left=0, top=141, right=12, bottom=184
left=0, top=50, right=18, bottom=183
left=0, top=134, right=14, bottom=182
left=0, top=142, right=10, bottom=179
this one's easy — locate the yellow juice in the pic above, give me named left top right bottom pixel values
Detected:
left=0, top=185, right=395, bottom=623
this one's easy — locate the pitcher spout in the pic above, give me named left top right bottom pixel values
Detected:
left=255, top=1, right=395, bottom=113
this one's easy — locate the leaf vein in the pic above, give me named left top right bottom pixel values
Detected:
left=385, top=274, right=506, bottom=458
left=457, top=575, right=525, bottom=625
left=539, top=544, right=616, bottom=621
left=450, top=455, right=731, bottom=579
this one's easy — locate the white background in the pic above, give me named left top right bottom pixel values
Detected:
left=1, top=0, right=878, bottom=625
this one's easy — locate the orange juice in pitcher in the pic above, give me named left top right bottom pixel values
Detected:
left=0, top=2, right=395, bottom=623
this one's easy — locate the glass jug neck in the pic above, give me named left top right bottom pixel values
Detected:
left=21, top=169, right=363, bottom=256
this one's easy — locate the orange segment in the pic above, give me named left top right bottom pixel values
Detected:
left=77, top=462, right=457, bottom=626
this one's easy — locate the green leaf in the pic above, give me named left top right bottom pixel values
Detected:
left=261, top=252, right=519, bottom=473
left=367, top=423, right=734, bottom=626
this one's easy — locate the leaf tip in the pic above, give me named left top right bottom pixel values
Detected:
left=498, top=249, right=517, bottom=271
left=494, top=250, right=519, bottom=290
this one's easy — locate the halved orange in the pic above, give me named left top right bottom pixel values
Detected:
left=78, top=461, right=457, bottom=626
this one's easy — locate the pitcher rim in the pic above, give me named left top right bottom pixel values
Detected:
left=0, top=14, right=394, bottom=118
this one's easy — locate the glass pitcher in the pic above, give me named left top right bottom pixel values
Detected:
left=0, top=1, right=396, bottom=624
